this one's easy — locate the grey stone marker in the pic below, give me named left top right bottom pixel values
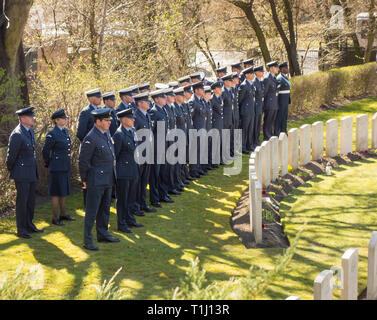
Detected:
left=261, top=141, right=271, bottom=188
left=312, top=121, right=324, bottom=161
left=326, top=119, right=338, bottom=157
left=356, top=114, right=369, bottom=152
left=367, top=231, right=377, bottom=300
left=341, top=248, right=358, bottom=300
left=372, top=113, right=377, bottom=149
left=279, top=133, right=288, bottom=176
left=340, top=116, right=353, bottom=155
left=285, top=296, right=300, bottom=300
left=314, top=270, right=333, bottom=300
left=270, top=136, right=279, bottom=181
left=288, top=128, right=299, bottom=170
left=300, top=124, right=311, bottom=166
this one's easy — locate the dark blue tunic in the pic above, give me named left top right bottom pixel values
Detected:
left=42, top=126, right=72, bottom=196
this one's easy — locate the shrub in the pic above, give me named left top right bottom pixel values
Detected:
left=0, top=147, right=16, bottom=214
left=290, top=62, right=377, bottom=116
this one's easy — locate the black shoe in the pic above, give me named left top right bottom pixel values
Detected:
left=83, top=243, right=99, bottom=251
left=142, top=206, right=157, bottom=213
left=198, top=170, right=208, bottom=176
left=59, top=215, right=76, bottom=221
left=118, top=228, right=133, bottom=234
left=151, top=202, right=162, bottom=208
left=129, top=222, right=144, bottom=228
left=186, top=175, right=195, bottom=181
left=183, top=181, right=190, bottom=186
left=168, top=189, right=181, bottom=195
left=161, top=197, right=174, bottom=203
left=176, top=187, right=184, bottom=192
left=242, top=151, right=249, bottom=155
left=52, top=218, right=64, bottom=226
left=29, top=226, right=44, bottom=233
left=133, top=211, right=145, bottom=217
left=16, top=233, right=31, bottom=239
left=211, top=165, right=219, bottom=169
left=97, top=237, right=120, bottom=243
left=206, top=166, right=215, bottom=170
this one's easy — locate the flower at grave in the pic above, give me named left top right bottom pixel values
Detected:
left=262, top=223, right=266, bottom=229
left=262, top=190, right=267, bottom=195
left=365, top=150, right=369, bottom=154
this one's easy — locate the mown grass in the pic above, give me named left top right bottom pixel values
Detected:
left=0, top=97, right=377, bottom=300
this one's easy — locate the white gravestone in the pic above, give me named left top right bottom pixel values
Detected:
left=326, top=119, right=338, bottom=157
left=372, top=113, right=377, bottom=149
left=340, top=116, right=353, bottom=155
left=367, top=231, right=377, bottom=300
left=300, top=124, right=311, bottom=166
left=314, top=270, right=333, bottom=300
left=252, top=147, right=263, bottom=184
left=261, top=141, right=271, bottom=188
left=270, top=137, right=279, bottom=181
left=250, top=175, right=263, bottom=245
left=356, top=114, right=369, bottom=152
left=341, top=248, right=358, bottom=300
left=312, top=121, right=324, bottom=161
left=285, top=296, right=300, bottom=300
left=278, top=133, right=288, bottom=176
left=288, top=128, right=299, bottom=170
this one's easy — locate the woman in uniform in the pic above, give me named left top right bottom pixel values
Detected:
left=42, top=109, right=75, bottom=226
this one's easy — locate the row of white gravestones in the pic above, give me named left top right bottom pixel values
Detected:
left=252, top=112, right=377, bottom=190
left=285, top=231, right=377, bottom=300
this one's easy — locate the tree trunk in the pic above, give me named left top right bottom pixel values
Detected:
left=268, top=0, right=301, bottom=76
left=340, top=0, right=363, bottom=63
left=227, top=0, right=272, bottom=64
left=0, top=0, right=33, bottom=146
left=364, top=0, right=376, bottom=63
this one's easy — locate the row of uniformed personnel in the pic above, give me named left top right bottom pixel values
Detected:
left=5, top=58, right=290, bottom=250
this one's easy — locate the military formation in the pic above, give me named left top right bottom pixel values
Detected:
left=6, top=59, right=291, bottom=251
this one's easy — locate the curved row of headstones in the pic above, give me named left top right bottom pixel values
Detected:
left=286, top=231, right=377, bottom=300
left=248, top=113, right=377, bottom=299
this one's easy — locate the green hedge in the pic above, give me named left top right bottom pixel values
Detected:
left=290, top=62, right=377, bottom=115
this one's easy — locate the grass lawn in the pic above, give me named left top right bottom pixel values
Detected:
left=0, top=97, right=377, bottom=300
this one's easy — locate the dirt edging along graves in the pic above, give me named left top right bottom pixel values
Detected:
left=230, top=150, right=377, bottom=249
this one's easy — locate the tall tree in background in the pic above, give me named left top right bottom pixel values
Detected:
left=268, top=0, right=301, bottom=75
left=0, top=0, right=33, bottom=146
left=227, top=0, right=272, bottom=63
left=364, top=0, right=376, bottom=62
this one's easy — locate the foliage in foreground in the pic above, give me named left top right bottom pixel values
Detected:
left=171, top=225, right=305, bottom=300
left=0, top=263, right=44, bottom=300
left=0, top=226, right=303, bottom=300
left=0, top=264, right=127, bottom=300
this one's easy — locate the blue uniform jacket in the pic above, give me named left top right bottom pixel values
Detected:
left=78, top=126, right=116, bottom=187
left=116, top=101, right=130, bottom=113
left=238, top=79, right=256, bottom=116
left=190, top=95, right=206, bottom=130
left=76, top=104, right=96, bottom=142
left=42, top=126, right=71, bottom=172
left=113, top=126, right=140, bottom=180
left=211, top=94, right=224, bottom=130
left=222, top=88, right=234, bottom=128
left=277, top=73, right=291, bottom=106
left=6, top=124, right=38, bottom=182
left=263, top=73, right=280, bottom=111
left=253, top=78, right=265, bottom=115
